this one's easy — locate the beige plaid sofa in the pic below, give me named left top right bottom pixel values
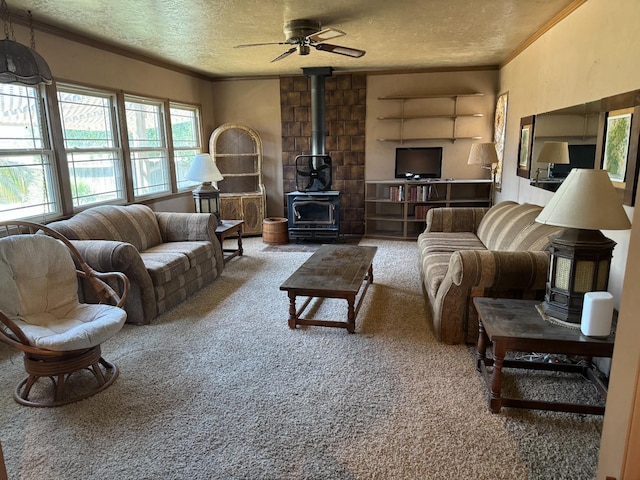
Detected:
left=418, top=201, right=563, bottom=344
left=47, top=204, right=224, bottom=325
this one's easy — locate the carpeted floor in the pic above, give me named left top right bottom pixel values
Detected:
left=0, top=237, right=604, bottom=479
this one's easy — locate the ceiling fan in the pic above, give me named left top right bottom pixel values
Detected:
left=234, top=19, right=366, bottom=63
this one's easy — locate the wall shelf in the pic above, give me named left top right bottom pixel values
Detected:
left=376, top=93, right=484, bottom=144
left=377, top=136, right=482, bottom=143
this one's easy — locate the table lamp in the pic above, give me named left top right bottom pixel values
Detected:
left=534, top=141, right=570, bottom=186
left=467, top=142, right=498, bottom=204
left=185, top=153, right=224, bottom=217
left=535, top=168, right=631, bottom=324
left=467, top=142, right=498, bottom=179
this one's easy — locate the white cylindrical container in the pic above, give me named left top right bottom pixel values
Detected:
left=580, top=291, right=614, bottom=337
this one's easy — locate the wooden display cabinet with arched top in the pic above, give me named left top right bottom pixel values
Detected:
left=209, top=123, right=266, bottom=235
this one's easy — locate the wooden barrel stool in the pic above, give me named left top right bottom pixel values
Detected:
left=263, top=217, right=288, bottom=245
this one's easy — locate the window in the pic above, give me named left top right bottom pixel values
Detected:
left=57, top=86, right=125, bottom=207
left=125, top=97, right=169, bottom=198
left=0, top=84, right=59, bottom=221
left=170, top=103, right=202, bottom=190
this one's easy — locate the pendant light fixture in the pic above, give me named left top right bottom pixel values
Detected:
left=0, top=0, right=52, bottom=85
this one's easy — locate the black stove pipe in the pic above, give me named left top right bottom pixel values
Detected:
left=302, top=67, right=333, bottom=157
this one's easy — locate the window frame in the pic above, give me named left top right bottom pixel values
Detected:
left=123, top=94, right=171, bottom=200
left=170, top=102, right=203, bottom=191
left=0, top=83, right=61, bottom=222
left=56, top=84, right=126, bottom=209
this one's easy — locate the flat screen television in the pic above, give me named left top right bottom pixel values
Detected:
left=550, top=144, right=597, bottom=178
left=394, top=147, right=443, bottom=179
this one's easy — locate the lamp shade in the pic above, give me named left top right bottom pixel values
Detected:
left=184, top=153, right=223, bottom=183
left=536, top=141, right=570, bottom=165
left=467, top=142, right=498, bottom=167
left=535, top=168, right=631, bottom=230
left=0, top=38, right=52, bottom=85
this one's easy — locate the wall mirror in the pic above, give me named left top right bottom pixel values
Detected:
left=528, top=90, right=640, bottom=206
left=530, top=101, right=600, bottom=192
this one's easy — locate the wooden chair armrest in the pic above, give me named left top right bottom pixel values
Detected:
left=78, top=270, right=130, bottom=308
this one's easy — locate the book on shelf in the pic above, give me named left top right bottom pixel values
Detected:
left=414, top=205, right=431, bottom=221
left=389, top=184, right=439, bottom=202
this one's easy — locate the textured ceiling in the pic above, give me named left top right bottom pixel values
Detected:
left=7, top=0, right=579, bottom=78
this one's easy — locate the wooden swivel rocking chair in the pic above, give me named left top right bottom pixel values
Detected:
left=0, top=221, right=130, bottom=407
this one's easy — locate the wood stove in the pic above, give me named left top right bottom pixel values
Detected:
left=287, top=191, right=340, bottom=241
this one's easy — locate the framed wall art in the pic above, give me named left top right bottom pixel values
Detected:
left=602, top=108, right=633, bottom=189
left=599, top=89, right=640, bottom=206
left=517, top=115, right=535, bottom=179
left=493, top=91, right=508, bottom=192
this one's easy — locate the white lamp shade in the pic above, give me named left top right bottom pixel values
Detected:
left=536, top=141, right=570, bottom=165
left=185, top=153, right=223, bottom=183
left=467, top=142, right=499, bottom=166
left=536, top=168, right=631, bottom=230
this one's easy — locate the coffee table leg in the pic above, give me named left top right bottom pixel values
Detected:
left=489, top=341, right=506, bottom=413
left=346, top=295, right=356, bottom=334
left=368, top=264, right=374, bottom=284
left=287, top=292, right=298, bottom=329
left=237, top=229, right=243, bottom=257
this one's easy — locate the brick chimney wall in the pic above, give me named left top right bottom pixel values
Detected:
left=280, top=73, right=366, bottom=236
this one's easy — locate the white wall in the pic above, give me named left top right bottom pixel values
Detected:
left=498, top=0, right=640, bottom=477
left=210, top=79, right=283, bottom=217
left=365, top=70, right=499, bottom=181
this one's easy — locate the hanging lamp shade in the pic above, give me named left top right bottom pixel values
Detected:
left=0, top=37, right=52, bottom=85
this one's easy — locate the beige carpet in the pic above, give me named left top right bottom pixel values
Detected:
left=0, top=237, right=603, bottom=479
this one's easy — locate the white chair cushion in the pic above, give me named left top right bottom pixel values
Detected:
left=8, top=303, right=127, bottom=351
left=0, top=235, right=78, bottom=317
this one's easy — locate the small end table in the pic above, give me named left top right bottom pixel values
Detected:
left=473, top=297, right=615, bottom=415
left=215, top=220, right=243, bottom=264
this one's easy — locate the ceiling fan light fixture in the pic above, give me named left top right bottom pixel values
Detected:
left=237, top=18, right=366, bottom=63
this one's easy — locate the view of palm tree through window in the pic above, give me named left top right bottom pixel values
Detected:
left=0, top=84, right=58, bottom=221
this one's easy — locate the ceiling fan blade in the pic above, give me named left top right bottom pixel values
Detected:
left=314, top=43, right=366, bottom=58
left=271, top=47, right=298, bottom=63
left=307, top=28, right=346, bottom=43
left=234, top=42, right=288, bottom=48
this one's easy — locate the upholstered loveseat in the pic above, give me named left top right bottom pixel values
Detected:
left=46, top=204, right=224, bottom=325
left=418, top=201, right=564, bottom=344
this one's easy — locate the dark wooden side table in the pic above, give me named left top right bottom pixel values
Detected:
left=473, top=297, right=615, bottom=415
left=215, top=220, right=243, bottom=264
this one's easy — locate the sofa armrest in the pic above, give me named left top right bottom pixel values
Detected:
left=449, top=249, right=550, bottom=290
left=70, top=239, right=156, bottom=324
left=425, top=207, right=489, bottom=233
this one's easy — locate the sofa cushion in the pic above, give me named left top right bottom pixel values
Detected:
left=140, top=248, right=191, bottom=285
left=476, top=202, right=544, bottom=251
left=505, top=221, right=562, bottom=252
left=47, top=204, right=163, bottom=252
left=419, top=232, right=486, bottom=297
left=418, top=231, right=486, bottom=255
left=145, top=241, right=213, bottom=268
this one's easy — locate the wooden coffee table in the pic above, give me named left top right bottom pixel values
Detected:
left=473, top=297, right=615, bottom=415
left=279, top=245, right=377, bottom=333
